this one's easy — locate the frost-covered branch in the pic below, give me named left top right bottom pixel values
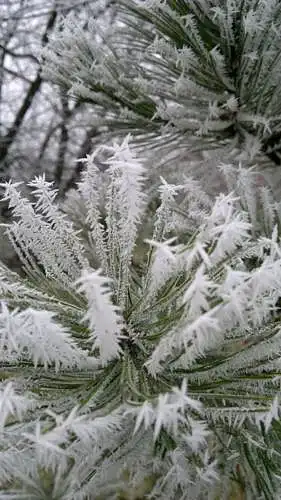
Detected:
left=1, top=141, right=281, bottom=497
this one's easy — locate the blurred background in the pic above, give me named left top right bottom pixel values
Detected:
left=0, top=1, right=117, bottom=266
left=0, top=1, right=118, bottom=192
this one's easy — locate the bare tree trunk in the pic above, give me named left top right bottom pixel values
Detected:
left=54, top=92, right=70, bottom=190
left=0, top=9, right=57, bottom=175
left=62, top=126, right=98, bottom=195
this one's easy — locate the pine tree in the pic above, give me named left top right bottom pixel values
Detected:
left=1, top=138, right=281, bottom=498
left=2, top=1, right=281, bottom=498
left=42, top=0, right=281, bottom=191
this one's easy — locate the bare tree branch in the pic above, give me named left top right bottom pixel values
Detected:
left=0, top=44, right=39, bottom=63
left=2, top=66, right=32, bottom=83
